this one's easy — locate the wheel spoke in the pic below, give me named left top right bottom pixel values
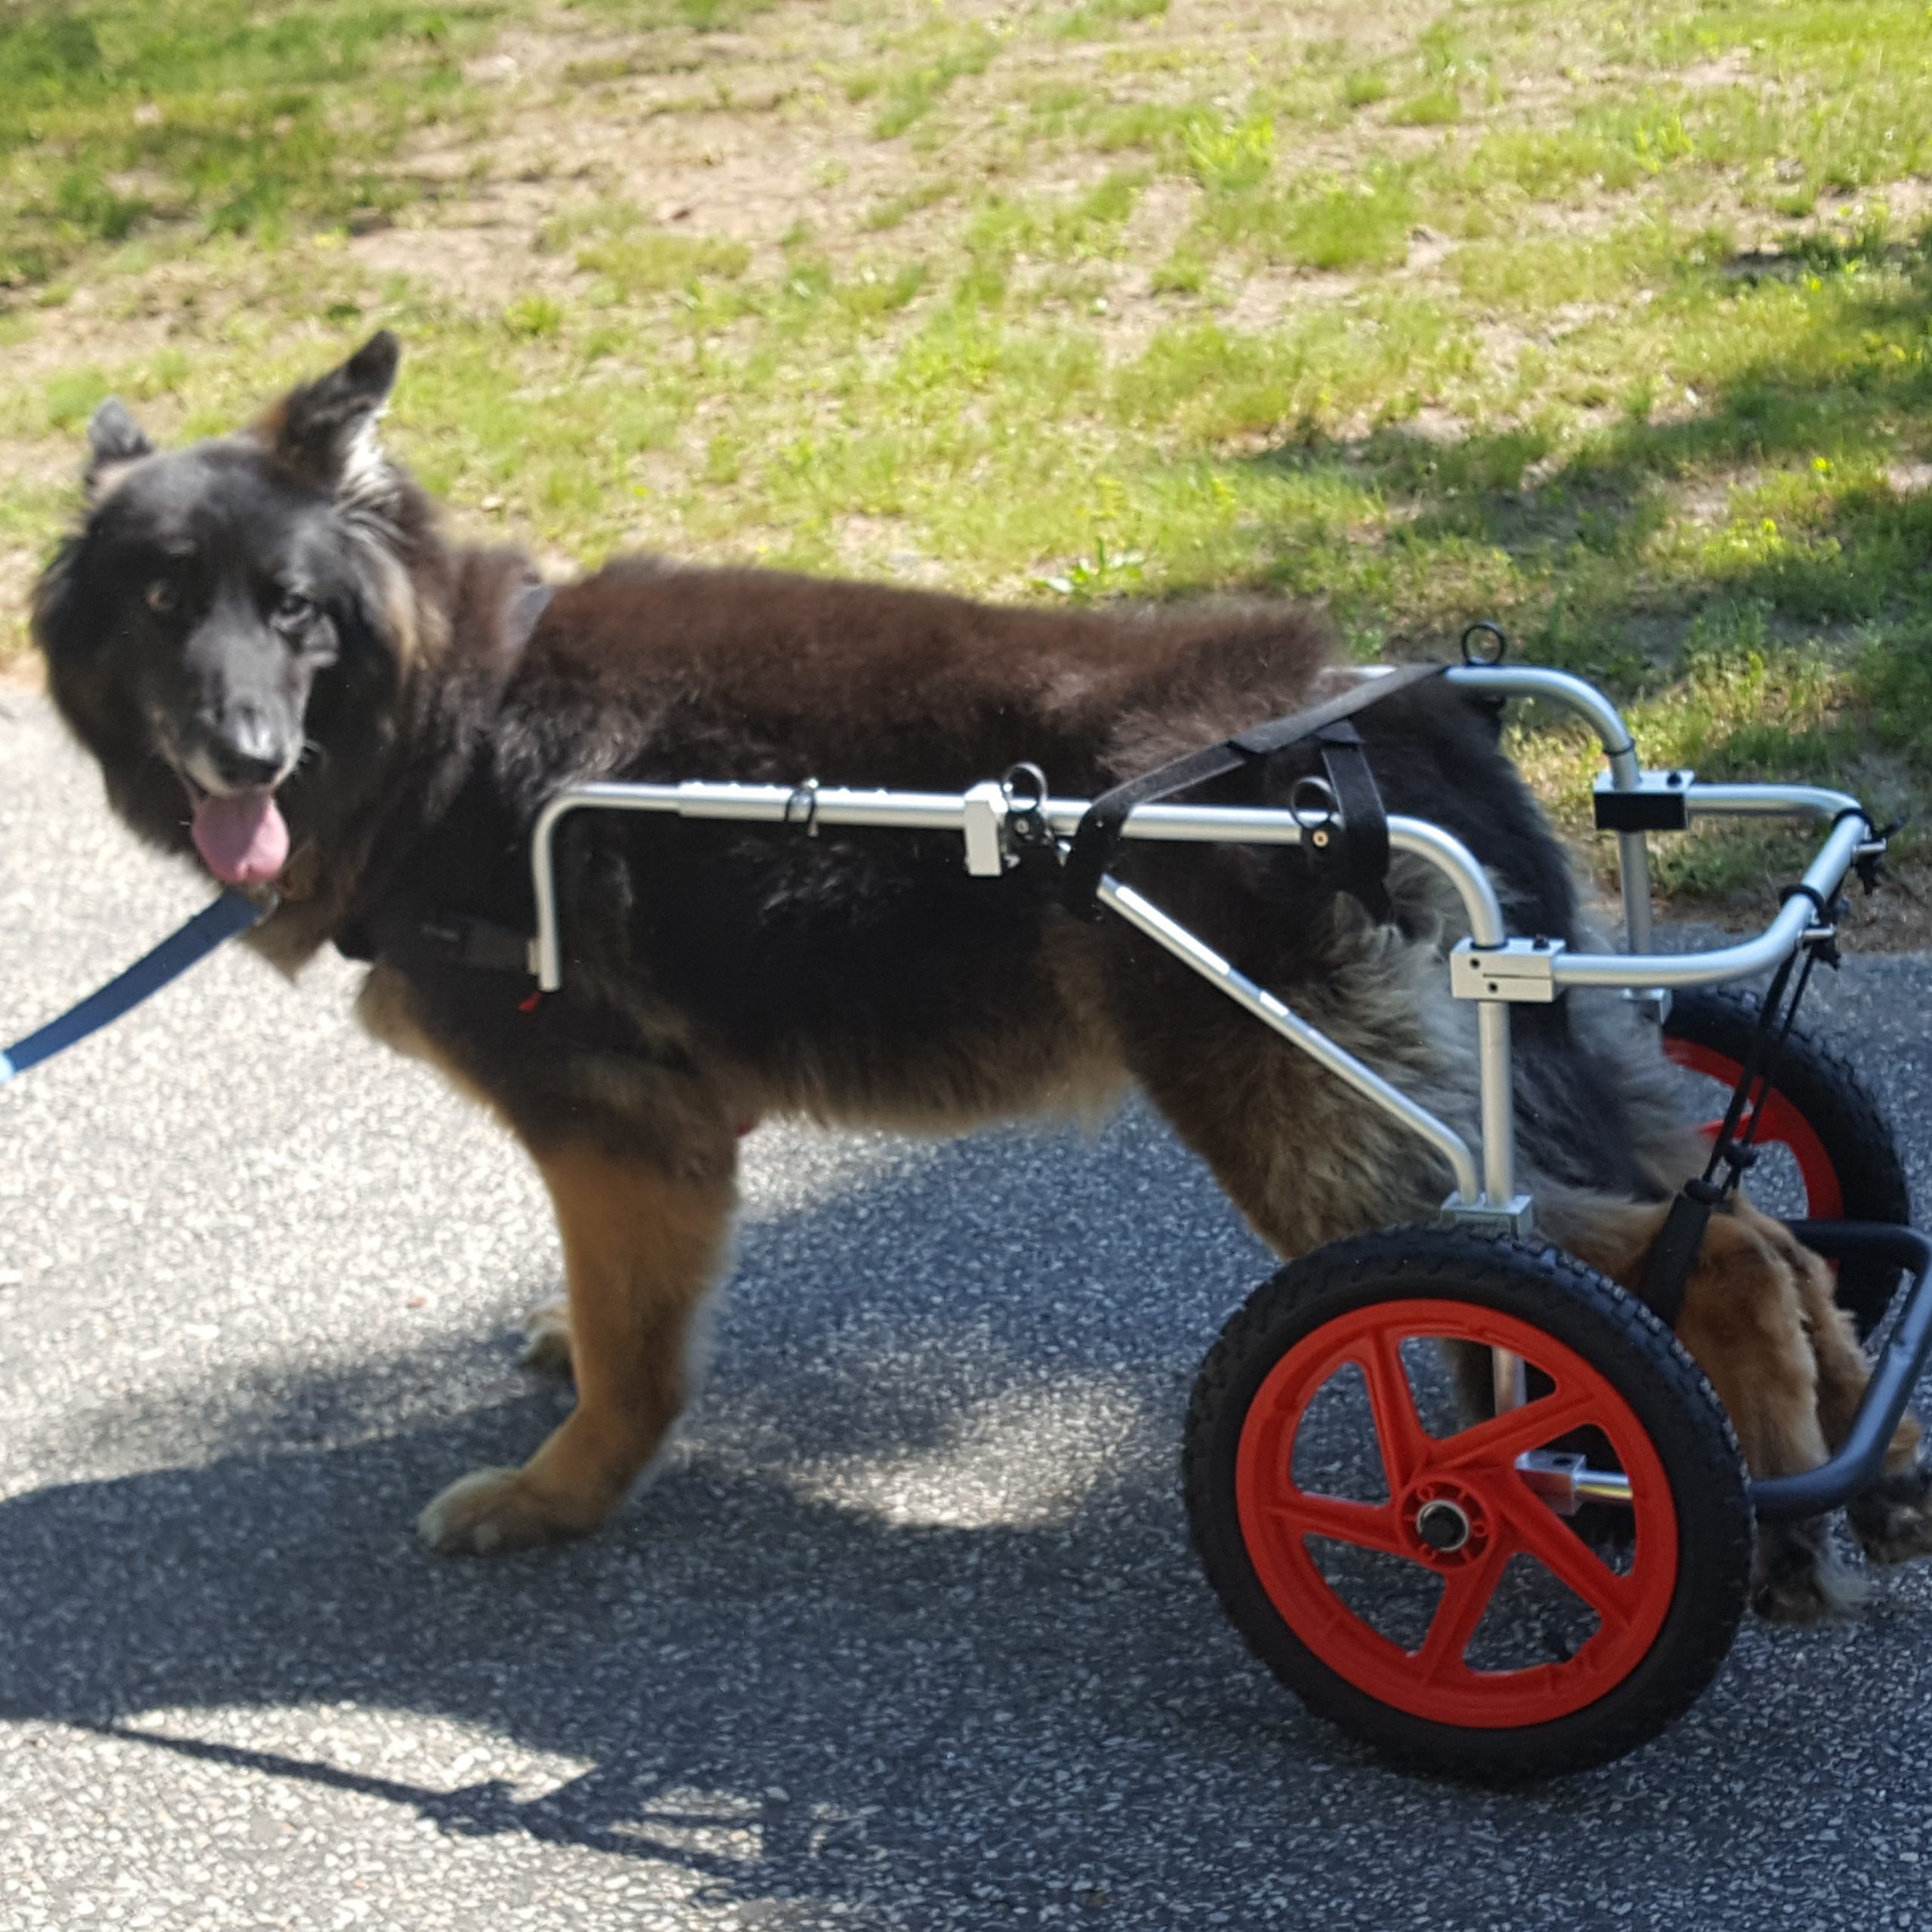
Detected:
left=1412, top=1539, right=1511, bottom=1684
left=1494, top=1485, right=1643, bottom=1628
left=1268, top=1492, right=1408, bottom=1558
left=1428, top=1387, right=1601, bottom=1478
left=1358, top=1329, right=1431, bottom=1494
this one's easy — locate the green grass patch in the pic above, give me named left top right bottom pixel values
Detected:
left=0, top=0, right=498, bottom=288
left=1388, top=86, right=1461, bottom=128
left=11, top=0, right=1932, bottom=923
left=1054, top=0, right=1168, bottom=38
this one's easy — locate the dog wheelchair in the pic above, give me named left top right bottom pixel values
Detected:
left=518, top=635, right=1931, bottom=1780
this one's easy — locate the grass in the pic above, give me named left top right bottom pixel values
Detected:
left=6, top=0, right=1932, bottom=925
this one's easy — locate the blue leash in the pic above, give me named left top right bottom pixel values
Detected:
left=1, top=889, right=270, bottom=1086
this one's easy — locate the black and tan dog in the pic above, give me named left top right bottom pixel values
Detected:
left=32, top=332, right=1932, bottom=1614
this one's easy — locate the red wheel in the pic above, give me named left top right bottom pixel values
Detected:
left=1186, top=1228, right=1752, bottom=1780
left=1662, top=988, right=1910, bottom=1336
left=1235, top=1297, right=1678, bottom=1730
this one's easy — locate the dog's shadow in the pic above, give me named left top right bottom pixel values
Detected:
left=5, top=1113, right=1932, bottom=1917
left=0, top=1115, right=1310, bottom=1910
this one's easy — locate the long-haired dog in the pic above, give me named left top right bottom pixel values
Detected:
left=32, top=333, right=1932, bottom=1617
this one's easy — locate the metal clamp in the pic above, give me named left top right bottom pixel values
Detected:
left=1449, top=936, right=1565, bottom=1004
left=1441, top=1191, right=1535, bottom=1238
left=1592, top=768, right=1695, bottom=833
left=1516, top=1448, right=1633, bottom=1514
left=961, top=781, right=1011, bottom=877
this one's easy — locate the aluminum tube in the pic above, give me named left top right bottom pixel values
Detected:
left=1442, top=665, right=1659, bottom=955
left=1574, top=1469, right=1634, bottom=1505
left=1685, top=781, right=1864, bottom=821
left=1443, top=665, right=1641, bottom=786
left=1550, top=811, right=1869, bottom=992
left=1042, top=803, right=1510, bottom=950
left=1617, top=831, right=1655, bottom=954
left=1752, top=1223, right=1932, bottom=1520
left=1492, top=1352, right=1527, bottom=1414
left=1476, top=1001, right=1514, bottom=1202
left=1097, top=873, right=1483, bottom=1203
left=1476, top=985, right=1524, bottom=1423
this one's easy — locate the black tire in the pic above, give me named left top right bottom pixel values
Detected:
left=1184, top=1226, right=1752, bottom=1782
left=1663, top=986, right=1911, bottom=1337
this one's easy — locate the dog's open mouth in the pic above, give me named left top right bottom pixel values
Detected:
left=183, top=780, right=290, bottom=886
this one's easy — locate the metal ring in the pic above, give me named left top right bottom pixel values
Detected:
left=1289, top=776, right=1337, bottom=830
left=1460, top=621, right=1509, bottom=666
left=783, top=777, right=821, bottom=835
left=1000, top=762, right=1049, bottom=814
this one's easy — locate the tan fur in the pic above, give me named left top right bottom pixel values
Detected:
left=417, top=1145, right=738, bottom=1552
left=1555, top=1192, right=1932, bottom=1617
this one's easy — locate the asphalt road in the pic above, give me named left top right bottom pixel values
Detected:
left=9, top=685, right=1932, bottom=1932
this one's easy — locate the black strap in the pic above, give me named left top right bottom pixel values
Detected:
left=1641, top=932, right=1832, bottom=1324
left=1305, top=721, right=1393, bottom=924
left=1061, top=663, right=1443, bottom=920
left=1640, top=1180, right=1724, bottom=1327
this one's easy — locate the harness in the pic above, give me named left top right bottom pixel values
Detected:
left=1060, top=662, right=1444, bottom=923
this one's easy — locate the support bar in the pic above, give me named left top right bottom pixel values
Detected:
left=1096, top=874, right=1484, bottom=1206
left=1751, top=1222, right=1932, bottom=1520
left=1549, top=811, right=1869, bottom=991
left=1445, top=665, right=1654, bottom=952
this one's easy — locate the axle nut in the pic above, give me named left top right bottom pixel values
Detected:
left=1415, top=1498, right=1472, bottom=1553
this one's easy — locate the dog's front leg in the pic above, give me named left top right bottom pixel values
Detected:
left=419, top=1144, right=737, bottom=1555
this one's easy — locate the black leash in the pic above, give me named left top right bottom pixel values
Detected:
left=1060, top=663, right=1444, bottom=921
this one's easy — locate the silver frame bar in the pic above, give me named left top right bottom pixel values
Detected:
left=523, top=673, right=1872, bottom=1234
left=1444, top=665, right=1657, bottom=953
left=1097, top=875, right=1483, bottom=1204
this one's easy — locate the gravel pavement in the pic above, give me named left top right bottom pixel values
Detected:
left=8, top=686, right=1932, bottom=1932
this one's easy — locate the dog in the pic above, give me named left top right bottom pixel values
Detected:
left=31, top=331, right=1932, bottom=1617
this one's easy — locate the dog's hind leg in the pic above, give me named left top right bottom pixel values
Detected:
left=1564, top=1200, right=1864, bottom=1621
left=1764, top=1216, right=1932, bottom=1567
left=419, top=1145, right=737, bottom=1555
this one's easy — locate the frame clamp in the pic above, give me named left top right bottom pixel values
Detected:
left=1441, top=1192, right=1536, bottom=1238
left=1449, top=936, right=1565, bottom=1004
left=1592, top=768, right=1695, bottom=833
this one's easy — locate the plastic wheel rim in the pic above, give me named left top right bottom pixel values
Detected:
left=1234, top=1298, right=1680, bottom=1730
left=1663, top=1037, right=1844, bottom=1217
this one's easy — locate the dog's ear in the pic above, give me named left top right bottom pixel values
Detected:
left=263, top=330, right=401, bottom=506
left=84, top=398, right=155, bottom=500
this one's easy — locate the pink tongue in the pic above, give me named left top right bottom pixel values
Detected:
left=191, top=789, right=289, bottom=885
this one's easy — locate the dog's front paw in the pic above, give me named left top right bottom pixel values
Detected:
left=518, top=1301, right=574, bottom=1378
left=1850, top=1465, right=1932, bottom=1565
left=417, top=1466, right=595, bottom=1555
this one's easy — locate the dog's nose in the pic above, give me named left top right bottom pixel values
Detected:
left=207, top=713, right=291, bottom=789
left=210, top=740, right=285, bottom=789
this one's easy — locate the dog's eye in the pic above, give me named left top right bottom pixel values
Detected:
left=273, top=589, right=316, bottom=629
left=144, top=577, right=178, bottom=616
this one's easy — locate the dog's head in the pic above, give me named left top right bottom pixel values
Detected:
left=33, top=331, right=441, bottom=888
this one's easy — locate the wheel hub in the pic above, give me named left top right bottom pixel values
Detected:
left=1404, top=1480, right=1492, bottom=1568
left=1415, top=1499, right=1472, bottom=1552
